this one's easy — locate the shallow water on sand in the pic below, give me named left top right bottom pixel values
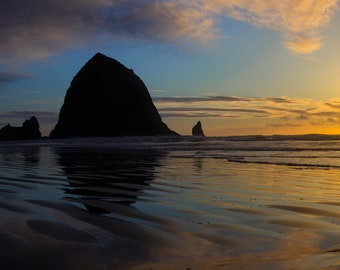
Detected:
left=2, top=139, right=340, bottom=269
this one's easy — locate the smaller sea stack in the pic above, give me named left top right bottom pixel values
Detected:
left=192, top=121, right=205, bottom=137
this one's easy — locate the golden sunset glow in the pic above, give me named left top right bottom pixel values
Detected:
left=155, top=96, right=340, bottom=135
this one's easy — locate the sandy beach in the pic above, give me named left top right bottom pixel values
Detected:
left=2, top=139, right=340, bottom=269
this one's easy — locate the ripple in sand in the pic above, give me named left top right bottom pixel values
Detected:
left=26, top=219, right=96, bottom=242
left=0, top=202, right=33, bottom=214
left=268, top=204, right=340, bottom=219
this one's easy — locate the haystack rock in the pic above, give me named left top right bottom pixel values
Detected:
left=192, top=121, right=205, bottom=137
left=50, top=53, right=178, bottom=138
left=0, top=116, right=41, bottom=140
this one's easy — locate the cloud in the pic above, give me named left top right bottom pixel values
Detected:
left=151, top=89, right=171, bottom=94
left=154, top=95, right=340, bottom=131
left=107, top=1, right=215, bottom=43
left=159, top=107, right=268, bottom=113
left=268, top=122, right=302, bottom=128
left=199, top=0, right=338, bottom=54
left=160, top=112, right=230, bottom=118
left=296, top=115, right=309, bottom=120
left=325, top=101, right=340, bottom=109
left=0, top=110, right=58, bottom=119
left=0, top=0, right=337, bottom=62
left=0, top=0, right=112, bottom=62
left=0, top=71, right=33, bottom=83
left=159, top=106, right=269, bottom=119
left=153, top=96, right=247, bottom=103
left=0, top=0, right=215, bottom=62
left=154, top=95, right=295, bottom=105
left=284, top=35, right=323, bottom=55
left=26, top=99, right=63, bottom=105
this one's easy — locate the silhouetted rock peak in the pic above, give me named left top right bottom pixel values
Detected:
left=192, top=121, right=205, bottom=137
left=50, top=52, right=178, bottom=138
left=0, top=116, right=41, bottom=140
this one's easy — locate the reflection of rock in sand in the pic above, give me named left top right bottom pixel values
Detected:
left=55, top=147, right=164, bottom=213
left=0, top=146, right=40, bottom=169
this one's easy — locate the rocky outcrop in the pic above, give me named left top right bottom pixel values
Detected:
left=192, top=121, right=205, bottom=137
left=0, top=116, right=41, bottom=140
left=50, top=53, right=178, bottom=138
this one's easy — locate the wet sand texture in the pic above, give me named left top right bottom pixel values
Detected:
left=1, top=146, right=340, bottom=269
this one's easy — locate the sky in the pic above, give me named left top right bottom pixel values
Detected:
left=1, top=0, right=340, bottom=136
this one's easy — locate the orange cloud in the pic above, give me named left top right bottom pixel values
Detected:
left=192, top=0, right=338, bottom=54
left=284, top=35, right=323, bottom=55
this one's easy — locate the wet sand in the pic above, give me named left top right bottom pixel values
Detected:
left=1, top=146, right=340, bottom=269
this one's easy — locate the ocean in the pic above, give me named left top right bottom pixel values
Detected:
left=1, top=135, right=340, bottom=269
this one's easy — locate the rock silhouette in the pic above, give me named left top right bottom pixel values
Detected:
left=192, top=121, right=205, bottom=137
left=0, top=116, right=41, bottom=140
left=50, top=52, right=178, bottom=138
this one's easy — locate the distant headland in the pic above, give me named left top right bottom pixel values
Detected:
left=0, top=116, right=41, bottom=140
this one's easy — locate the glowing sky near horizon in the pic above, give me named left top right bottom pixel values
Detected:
left=1, top=0, right=340, bottom=136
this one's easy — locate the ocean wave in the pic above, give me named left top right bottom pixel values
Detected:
left=2, top=135, right=340, bottom=169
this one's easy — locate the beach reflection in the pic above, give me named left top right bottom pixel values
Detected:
left=55, top=147, right=164, bottom=213
left=3, top=144, right=340, bottom=269
left=0, top=146, right=40, bottom=169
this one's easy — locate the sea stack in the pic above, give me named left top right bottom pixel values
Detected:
left=0, top=116, right=41, bottom=140
left=192, top=121, right=205, bottom=137
left=50, top=53, right=178, bottom=138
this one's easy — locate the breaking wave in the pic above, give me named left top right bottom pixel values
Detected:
left=2, top=134, right=340, bottom=169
